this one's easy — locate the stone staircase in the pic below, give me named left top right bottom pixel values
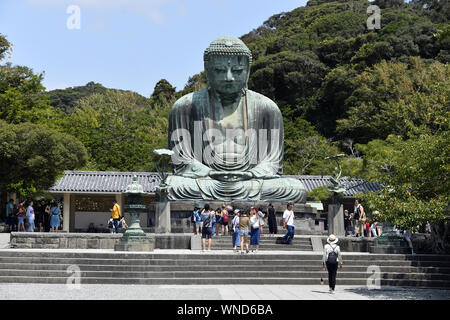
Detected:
left=209, top=234, right=313, bottom=251
left=0, top=250, right=449, bottom=287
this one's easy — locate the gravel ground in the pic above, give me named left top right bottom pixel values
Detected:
left=0, top=284, right=448, bottom=300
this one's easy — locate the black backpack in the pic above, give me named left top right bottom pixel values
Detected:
left=354, top=206, right=360, bottom=220
left=327, top=245, right=338, bottom=264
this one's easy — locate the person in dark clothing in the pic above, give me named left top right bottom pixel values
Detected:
left=267, top=203, right=277, bottom=236
left=344, top=210, right=352, bottom=236
left=322, top=234, right=343, bottom=294
left=43, top=201, right=51, bottom=232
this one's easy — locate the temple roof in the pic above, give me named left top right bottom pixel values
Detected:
left=49, top=171, right=161, bottom=194
left=50, top=171, right=382, bottom=197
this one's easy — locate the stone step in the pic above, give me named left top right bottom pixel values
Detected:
left=1, top=256, right=449, bottom=268
left=1, top=262, right=448, bottom=274
left=2, top=269, right=450, bottom=281
left=4, top=251, right=450, bottom=261
left=1, top=262, right=448, bottom=273
left=0, top=276, right=448, bottom=287
left=209, top=247, right=314, bottom=251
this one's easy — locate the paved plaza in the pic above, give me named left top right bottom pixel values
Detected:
left=0, top=283, right=448, bottom=300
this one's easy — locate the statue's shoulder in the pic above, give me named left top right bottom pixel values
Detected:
left=247, top=90, right=281, bottom=113
left=171, top=89, right=207, bottom=112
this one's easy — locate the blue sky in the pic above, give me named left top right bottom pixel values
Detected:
left=0, top=0, right=308, bottom=97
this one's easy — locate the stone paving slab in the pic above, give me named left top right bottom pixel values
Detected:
left=0, top=284, right=448, bottom=300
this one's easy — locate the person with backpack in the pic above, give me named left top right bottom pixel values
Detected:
left=221, top=204, right=229, bottom=236
left=201, top=204, right=215, bottom=251
left=322, top=234, right=343, bottom=294
left=193, top=206, right=202, bottom=235
left=239, top=209, right=250, bottom=255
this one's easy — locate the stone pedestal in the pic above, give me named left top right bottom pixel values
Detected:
left=155, top=189, right=171, bottom=233
left=114, top=237, right=155, bottom=252
left=370, top=222, right=412, bottom=254
left=327, top=204, right=345, bottom=236
left=114, top=205, right=155, bottom=252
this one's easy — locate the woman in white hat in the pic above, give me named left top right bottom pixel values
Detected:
left=322, top=234, right=343, bottom=294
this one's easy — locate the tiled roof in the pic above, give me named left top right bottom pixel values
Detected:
left=289, top=175, right=382, bottom=197
left=50, top=171, right=381, bottom=196
left=49, top=171, right=161, bottom=193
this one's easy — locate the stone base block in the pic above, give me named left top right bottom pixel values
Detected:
left=370, top=246, right=412, bottom=254
left=114, top=242, right=154, bottom=252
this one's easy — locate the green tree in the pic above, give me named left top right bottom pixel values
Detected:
left=360, top=133, right=450, bottom=253
left=47, top=81, right=107, bottom=114
left=63, top=90, right=169, bottom=171
left=0, top=63, right=56, bottom=124
left=336, top=57, right=449, bottom=143
left=0, top=120, right=88, bottom=198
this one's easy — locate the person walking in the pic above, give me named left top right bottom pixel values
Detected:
left=231, top=209, right=241, bottom=252
left=239, top=209, right=250, bottom=255
left=249, top=207, right=262, bottom=253
left=267, top=203, right=277, bottom=236
left=322, top=234, right=343, bottom=294
left=110, top=200, right=121, bottom=234
left=49, top=202, right=61, bottom=232
left=17, top=201, right=25, bottom=232
left=25, top=201, right=35, bottom=232
left=201, top=204, right=214, bottom=251
left=281, top=203, right=295, bottom=245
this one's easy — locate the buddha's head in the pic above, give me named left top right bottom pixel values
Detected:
left=204, top=36, right=252, bottom=95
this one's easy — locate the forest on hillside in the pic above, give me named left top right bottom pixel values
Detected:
left=0, top=0, right=449, bottom=241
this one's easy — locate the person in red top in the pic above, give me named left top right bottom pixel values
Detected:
left=17, top=201, right=25, bottom=232
left=220, top=204, right=229, bottom=236
left=365, top=219, right=371, bottom=238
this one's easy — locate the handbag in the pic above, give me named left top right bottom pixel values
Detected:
left=252, top=217, right=260, bottom=229
left=283, top=212, right=293, bottom=228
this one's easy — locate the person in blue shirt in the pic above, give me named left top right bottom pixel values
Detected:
left=6, top=199, right=14, bottom=231
left=193, top=206, right=202, bottom=235
left=49, top=202, right=61, bottom=232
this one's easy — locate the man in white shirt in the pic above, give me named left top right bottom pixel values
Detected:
left=281, top=203, right=295, bottom=244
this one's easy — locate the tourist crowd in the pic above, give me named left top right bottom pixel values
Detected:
left=192, top=202, right=295, bottom=254
left=4, top=199, right=62, bottom=232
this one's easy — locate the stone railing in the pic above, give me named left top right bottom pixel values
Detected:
left=10, top=232, right=192, bottom=250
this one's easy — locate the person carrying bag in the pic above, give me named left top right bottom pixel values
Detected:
left=322, top=234, right=343, bottom=294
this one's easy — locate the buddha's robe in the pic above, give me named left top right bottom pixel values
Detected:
left=166, top=88, right=306, bottom=203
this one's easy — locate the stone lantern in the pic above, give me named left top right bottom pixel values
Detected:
left=114, top=175, right=155, bottom=251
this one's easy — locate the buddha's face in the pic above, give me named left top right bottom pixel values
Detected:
left=206, top=55, right=249, bottom=95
